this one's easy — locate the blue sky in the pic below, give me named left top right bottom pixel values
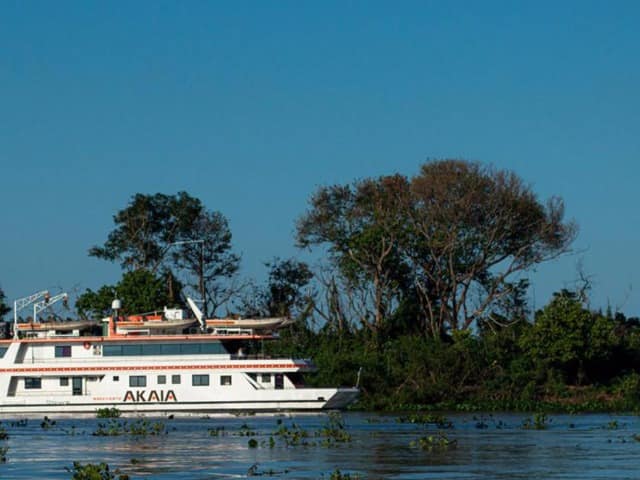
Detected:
left=1, top=1, right=639, bottom=317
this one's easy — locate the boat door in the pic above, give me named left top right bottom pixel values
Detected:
left=274, top=373, right=284, bottom=390
left=72, top=377, right=83, bottom=396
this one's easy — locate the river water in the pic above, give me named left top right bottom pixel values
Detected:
left=0, top=412, right=638, bottom=479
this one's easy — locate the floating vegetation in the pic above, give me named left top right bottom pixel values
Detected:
left=264, top=413, right=353, bottom=448
left=96, top=407, right=121, bottom=419
left=326, top=469, right=362, bottom=479
left=317, top=412, right=352, bottom=446
left=208, top=426, right=227, bottom=437
left=0, top=421, right=8, bottom=463
left=9, top=419, right=27, bottom=428
left=65, top=461, right=130, bottom=480
left=410, top=431, right=457, bottom=451
left=397, top=413, right=453, bottom=429
left=60, top=425, right=85, bottom=436
left=605, top=420, right=619, bottom=430
left=522, top=413, right=551, bottom=430
left=247, top=462, right=289, bottom=476
left=41, top=416, right=56, bottom=429
left=248, top=438, right=259, bottom=448
left=273, top=421, right=311, bottom=447
left=93, top=418, right=167, bottom=437
left=238, top=423, right=257, bottom=437
left=472, top=414, right=504, bottom=429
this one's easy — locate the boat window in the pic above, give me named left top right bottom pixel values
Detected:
left=141, top=344, right=162, bottom=355
left=55, top=345, right=72, bottom=358
left=25, top=377, right=42, bottom=389
left=192, top=374, right=210, bottom=386
left=171, top=374, right=181, bottom=384
left=129, top=375, right=147, bottom=387
left=0, top=347, right=8, bottom=358
left=102, top=345, right=122, bottom=356
left=181, top=343, right=200, bottom=355
left=161, top=344, right=181, bottom=355
left=60, top=377, right=69, bottom=386
left=102, top=342, right=227, bottom=356
left=261, top=373, right=271, bottom=383
left=157, top=375, right=166, bottom=385
left=122, top=344, right=142, bottom=356
left=200, top=342, right=226, bottom=354
left=220, top=375, right=232, bottom=386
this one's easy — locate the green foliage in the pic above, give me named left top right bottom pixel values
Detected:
left=396, top=413, right=452, bottom=428
left=409, top=431, right=457, bottom=450
left=88, top=191, right=239, bottom=317
left=240, top=258, right=313, bottom=319
left=89, top=192, right=202, bottom=271
left=522, top=413, right=551, bottom=430
left=77, top=270, right=176, bottom=317
left=41, top=416, right=56, bottom=429
left=208, top=426, right=226, bottom=437
left=272, top=421, right=311, bottom=446
left=520, top=290, right=619, bottom=384
left=96, top=407, right=121, bottom=419
left=297, top=160, right=576, bottom=336
left=614, top=372, right=640, bottom=405
left=93, top=418, right=166, bottom=436
left=297, top=174, right=412, bottom=333
left=265, top=286, right=640, bottom=412
left=66, top=462, right=129, bottom=480
left=317, top=412, right=352, bottom=445
left=0, top=287, right=10, bottom=320
left=327, top=470, right=362, bottom=480
left=0, top=421, right=8, bottom=463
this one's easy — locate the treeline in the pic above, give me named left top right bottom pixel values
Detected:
left=2, top=159, right=637, bottom=410
left=270, top=290, right=640, bottom=411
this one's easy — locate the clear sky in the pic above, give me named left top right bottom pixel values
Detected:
left=1, top=1, right=639, bottom=317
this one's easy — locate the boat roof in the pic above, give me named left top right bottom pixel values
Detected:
left=0, top=332, right=275, bottom=345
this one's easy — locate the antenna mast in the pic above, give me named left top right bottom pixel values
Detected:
left=13, top=290, right=49, bottom=338
left=33, top=293, right=68, bottom=323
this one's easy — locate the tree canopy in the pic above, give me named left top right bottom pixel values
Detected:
left=297, top=159, right=577, bottom=337
left=0, top=287, right=10, bottom=320
left=76, top=270, right=179, bottom=318
left=88, top=192, right=239, bottom=316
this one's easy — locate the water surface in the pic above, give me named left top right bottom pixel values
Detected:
left=0, top=412, right=638, bottom=479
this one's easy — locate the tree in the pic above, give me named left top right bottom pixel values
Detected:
left=297, top=160, right=576, bottom=338
left=263, top=258, right=313, bottom=317
left=0, top=287, right=10, bottom=320
left=90, top=192, right=240, bottom=316
left=238, top=258, right=313, bottom=318
left=297, top=175, right=411, bottom=334
left=76, top=270, right=177, bottom=318
left=406, top=160, right=576, bottom=335
left=519, top=290, right=618, bottom=384
left=89, top=192, right=202, bottom=272
left=171, top=210, right=240, bottom=317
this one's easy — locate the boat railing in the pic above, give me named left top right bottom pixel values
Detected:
left=229, top=354, right=315, bottom=365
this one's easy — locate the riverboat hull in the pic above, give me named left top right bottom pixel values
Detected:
left=0, top=387, right=359, bottom=416
left=0, top=335, right=359, bottom=416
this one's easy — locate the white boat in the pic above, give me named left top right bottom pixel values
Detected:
left=205, top=317, right=289, bottom=331
left=0, top=301, right=359, bottom=416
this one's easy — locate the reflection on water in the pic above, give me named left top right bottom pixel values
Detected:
left=0, top=413, right=639, bottom=479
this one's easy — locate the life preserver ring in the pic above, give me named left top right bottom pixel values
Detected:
left=83, top=341, right=91, bottom=350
